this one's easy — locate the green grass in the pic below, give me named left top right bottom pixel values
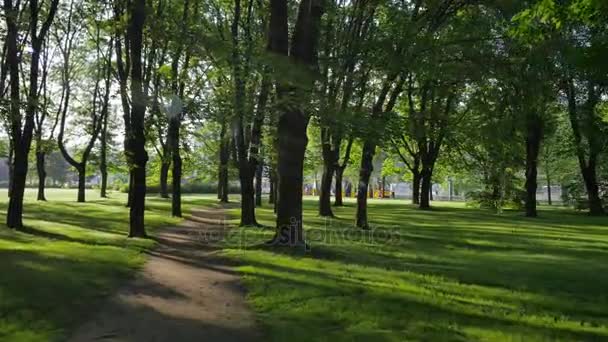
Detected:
left=0, top=188, right=217, bottom=342
left=223, top=197, right=608, bottom=341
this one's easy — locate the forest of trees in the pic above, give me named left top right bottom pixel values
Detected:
left=1, top=0, right=607, bottom=245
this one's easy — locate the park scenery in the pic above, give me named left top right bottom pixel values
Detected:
left=0, top=0, right=607, bottom=341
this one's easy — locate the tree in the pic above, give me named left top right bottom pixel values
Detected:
left=267, top=0, right=324, bottom=246
left=5, top=0, right=59, bottom=229
left=56, top=8, right=111, bottom=203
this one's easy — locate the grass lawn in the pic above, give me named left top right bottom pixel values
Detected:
left=0, top=188, right=216, bottom=341
left=223, top=197, right=608, bottom=341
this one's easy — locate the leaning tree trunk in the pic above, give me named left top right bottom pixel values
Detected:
left=334, top=166, right=345, bottom=206
left=581, top=164, right=604, bottom=216
left=524, top=120, right=542, bottom=217
left=356, top=141, right=375, bottom=229
left=36, top=150, right=47, bottom=201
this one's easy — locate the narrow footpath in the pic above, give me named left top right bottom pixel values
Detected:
left=69, top=207, right=261, bottom=342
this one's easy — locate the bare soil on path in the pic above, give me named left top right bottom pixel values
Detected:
left=69, top=207, right=261, bottom=342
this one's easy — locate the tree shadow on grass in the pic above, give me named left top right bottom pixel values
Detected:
left=235, top=256, right=608, bottom=341
left=0, top=248, right=137, bottom=341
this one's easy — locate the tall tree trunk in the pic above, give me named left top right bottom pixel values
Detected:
left=334, top=166, right=345, bottom=206
left=36, top=149, right=46, bottom=201
left=356, top=141, right=374, bottom=228
left=6, top=0, right=59, bottom=228
left=255, top=163, right=263, bottom=207
left=127, top=0, right=148, bottom=238
left=7, top=153, right=26, bottom=229
left=267, top=0, right=323, bottom=245
left=412, top=171, right=421, bottom=205
left=319, top=160, right=334, bottom=216
left=99, top=129, right=108, bottom=198
left=582, top=164, right=604, bottom=215
left=169, top=118, right=182, bottom=217
left=77, top=164, right=86, bottom=203
left=232, top=0, right=257, bottom=226
left=6, top=0, right=25, bottom=227
left=160, top=160, right=170, bottom=198
left=218, top=120, right=230, bottom=203
left=274, top=108, right=309, bottom=242
left=172, top=153, right=182, bottom=217
left=565, top=77, right=604, bottom=216
left=99, top=55, right=111, bottom=198
left=419, top=169, right=432, bottom=209
left=546, top=171, right=552, bottom=205
left=525, top=119, right=542, bottom=217
left=7, top=147, right=13, bottom=198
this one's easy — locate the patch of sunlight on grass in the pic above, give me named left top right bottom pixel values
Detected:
left=0, top=188, right=218, bottom=341
left=223, top=197, right=608, bottom=341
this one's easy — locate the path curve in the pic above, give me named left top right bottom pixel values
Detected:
left=69, top=207, right=261, bottom=342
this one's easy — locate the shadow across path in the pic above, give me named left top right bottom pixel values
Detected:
left=68, top=205, right=262, bottom=342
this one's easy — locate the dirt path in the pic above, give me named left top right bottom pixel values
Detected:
left=69, top=207, right=262, bottom=342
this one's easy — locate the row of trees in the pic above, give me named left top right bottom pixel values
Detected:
left=1, top=0, right=607, bottom=245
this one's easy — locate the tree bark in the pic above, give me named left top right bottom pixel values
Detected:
left=319, top=153, right=335, bottom=216
left=565, top=77, right=604, bottom=216
left=419, top=169, right=432, bottom=209
left=582, top=164, right=604, bottom=215
left=7, top=147, right=13, bottom=198
left=412, top=171, right=421, bottom=205
left=36, top=150, right=47, bottom=201
left=100, top=114, right=109, bottom=198
left=218, top=119, right=230, bottom=203
left=127, top=0, right=148, bottom=237
left=255, top=163, right=263, bottom=207
left=267, top=0, right=323, bottom=246
left=77, top=164, right=86, bottom=203
left=169, top=118, right=182, bottom=217
left=232, top=0, right=257, bottom=226
left=99, top=38, right=113, bottom=199
left=6, top=0, right=59, bottom=228
left=171, top=150, right=182, bottom=217
left=160, top=161, right=170, bottom=198
left=334, top=166, right=345, bottom=206
left=356, top=141, right=374, bottom=228
left=546, top=172, right=552, bottom=205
